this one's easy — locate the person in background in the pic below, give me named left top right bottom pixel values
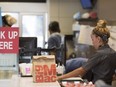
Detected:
left=48, top=21, right=64, bottom=64
left=2, top=14, right=17, bottom=27
left=56, top=20, right=116, bottom=85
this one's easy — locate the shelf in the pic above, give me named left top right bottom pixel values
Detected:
left=77, top=18, right=98, bottom=26
left=77, top=18, right=98, bottom=22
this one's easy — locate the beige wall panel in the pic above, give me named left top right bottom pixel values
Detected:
left=97, top=0, right=116, bottom=21
left=59, top=17, right=73, bottom=34
left=49, top=0, right=59, bottom=17
left=59, top=0, right=83, bottom=17
left=49, top=17, right=59, bottom=22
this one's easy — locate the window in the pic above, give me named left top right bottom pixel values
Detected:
left=21, top=14, right=47, bottom=48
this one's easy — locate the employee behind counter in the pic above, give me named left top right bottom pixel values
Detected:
left=47, top=21, right=64, bottom=64
left=56, top=20, right=116, bottom=86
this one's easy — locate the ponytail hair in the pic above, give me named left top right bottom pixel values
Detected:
left=92, top=20, right=110, bottom=43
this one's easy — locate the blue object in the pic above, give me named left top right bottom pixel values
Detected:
left=80, top=0, right=93, bottom=9
left=0, top=7, right=2, bottom=27
left=65, top=58, right=88, bottom=73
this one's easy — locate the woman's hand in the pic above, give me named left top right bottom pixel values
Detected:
left=55, top=76, right=63, bottom=82
left=112, top=74, right=116, bottom=81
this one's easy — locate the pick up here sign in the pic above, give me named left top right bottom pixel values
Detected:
left=0, top=27, right=19, bottom=53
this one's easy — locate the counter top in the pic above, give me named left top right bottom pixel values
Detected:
left=0, top=75, right=61, bottom=87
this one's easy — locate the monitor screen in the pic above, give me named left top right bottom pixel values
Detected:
left=19, top=37, right=37, bottom=56
left=80, top=0, right=93, bottom=9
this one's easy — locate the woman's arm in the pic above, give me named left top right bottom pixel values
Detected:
left=57, top=67, right=86, bottom=81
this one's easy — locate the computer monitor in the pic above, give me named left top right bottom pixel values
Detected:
left=19, top=37, right=37, bottom=63
left=19, top=37, right=37, bottom=56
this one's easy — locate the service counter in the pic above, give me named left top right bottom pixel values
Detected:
left=0, top=75, right=61, bottom=87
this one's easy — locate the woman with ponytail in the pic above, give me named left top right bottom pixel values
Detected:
left=56, top=20, right=116, bottom=86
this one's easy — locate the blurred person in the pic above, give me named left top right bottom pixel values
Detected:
left=48, top=21, right=64, bottom=64
left=56, top=20, right=116, bottom=85
left=2, top=14, right=17, bottom=27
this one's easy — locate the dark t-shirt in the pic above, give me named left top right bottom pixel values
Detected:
left=82, top=44, right=116, bottom=85
left=48, top=33, right=62, bottom=62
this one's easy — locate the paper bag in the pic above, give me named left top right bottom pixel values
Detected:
left=32, top=55, right=56, bottom=83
